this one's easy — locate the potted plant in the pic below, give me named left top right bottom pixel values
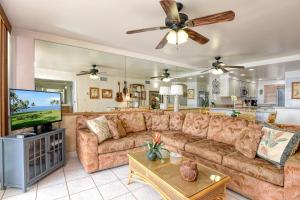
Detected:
left=145, top=133, right=169, bottom=161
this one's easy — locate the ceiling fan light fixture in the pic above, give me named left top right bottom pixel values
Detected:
left=162, top=77, right=171, bottom=82
left=211, top=69, right=223, bottom=75
left=89, top=74, right=99, bottom=80
left=167, top=29, right=188, bottom=45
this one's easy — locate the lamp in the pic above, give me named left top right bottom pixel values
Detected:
left=170, top=84, right=183, bottom=112
left=89, top=74, right=99, bottom=80
left=167, top=29, right=188, bottom=45
left=159, top=86, right=170, bottom=110
left=211, top=69, right=223, bottom=75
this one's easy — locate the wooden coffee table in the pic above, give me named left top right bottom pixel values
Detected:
left=128, top=150, right=230, bottom=200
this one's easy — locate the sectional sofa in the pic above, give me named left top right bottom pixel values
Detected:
left=76, top=111, right=300, bottom=200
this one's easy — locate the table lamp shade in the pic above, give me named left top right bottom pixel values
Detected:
left=170, top=85, right=183, bottom=95
left=159, top=86, right=170, bottom=95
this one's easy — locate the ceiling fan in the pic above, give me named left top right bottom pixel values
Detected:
left=76, top=64, right=106, bottom=79
left=151, top=69, right=172, bottom=82
left=200, top=56, right=245, bottom=75
left=126, top=0, right=235, bottom=49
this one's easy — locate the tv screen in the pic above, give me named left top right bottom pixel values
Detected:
left=10, top=89, right=62, bottom=130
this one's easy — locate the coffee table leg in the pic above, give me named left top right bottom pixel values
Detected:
left=128, top=167, right=132, bottom=185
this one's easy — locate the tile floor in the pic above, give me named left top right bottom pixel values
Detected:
left=0, top=154, right=249, bottom=200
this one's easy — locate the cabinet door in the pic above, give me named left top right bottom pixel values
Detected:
left=48, top=131, right=64, bottom=170
left=26, top=137, right=47, bottom=183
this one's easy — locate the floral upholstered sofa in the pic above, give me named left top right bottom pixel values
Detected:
left=76, top=111, right=300, bottom=200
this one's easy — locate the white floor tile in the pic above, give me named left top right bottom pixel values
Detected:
left=64, top=158, right=83, bottom=171
left=111, top=165, right=129, bottom=179
left=111, top=193, right=136, bottom=200
left=36, top=183, right=68, bottom=200
left=132, top=186, right=162, bottom=200
left=55, top=196, right=70, bottom=200
left=38, top=168, right=66, bottom=189
left=70, top=188, right=103, bottom=200
left=91, top=170, right=118, bottom=186
left=3, top=184, right=37, bottom=198
left=121, top=178, right=146, bottom=191
left=98, top=181, right=129, bottom=200
left=2, top=191, right=36, bottom=200
left=64, top=168, right=89, bottom=182
left=67, top=176, right=96, bottom=195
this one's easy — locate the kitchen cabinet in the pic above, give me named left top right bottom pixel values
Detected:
left=221, top=78, right=257, bottom=98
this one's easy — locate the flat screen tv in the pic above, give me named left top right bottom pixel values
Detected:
left=10, top=89, right=62, bottom=131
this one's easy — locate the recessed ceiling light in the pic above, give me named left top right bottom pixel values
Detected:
left=249, top=69, right=254, bottom=71
left=199, top=75, right=204, bottom=78
left=241, top=74, right=245, bottom=77
left=258, top=78, right=263, bottom=81
left=188, top=77, right=193, bottom=80
left=252, top=81, right=256, bottom=83
left=229, top=71, right=234, bottom=74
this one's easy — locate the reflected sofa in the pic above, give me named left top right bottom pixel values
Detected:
left=76, top=111, right=300, bottom=200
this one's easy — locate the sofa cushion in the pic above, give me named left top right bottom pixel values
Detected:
left=208, top=116, right=248, bottom=146
left=235, top=127, right=263, bottom=159
left=257, top=125, right=300, bottom=167
left=126, top=131, right=152, bottom=147
left=98, top=137, right=135, bottom=154
left=118, top=112, right=146, bottom=133
left=86, top=116, right=112, bottom=144
left=152, top=114, right=169, bottom=131
left=182, top=113, right=210, bottom=138
left=185, top=139, right=236, bottom=164
left=169, top=112, right=185, bottom=131
left=160, top=132, right=202, bottom=150
left=223, top=151, right=284, bottom=186
left=107, top=119, right=127, bottom=139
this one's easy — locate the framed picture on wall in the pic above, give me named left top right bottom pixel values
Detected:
left=89, top=87, right=99, bottom=99
left=292, top=82, right=300, bottom=99
left=187, top=89, right=195, bottom=99
left=102, top=89, right=113, bottom=99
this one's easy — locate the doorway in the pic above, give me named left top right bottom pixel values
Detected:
left=35, top=79, right=74, bottom=113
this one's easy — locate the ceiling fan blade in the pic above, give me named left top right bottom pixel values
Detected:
left=199, top=68, right=212, bottom=74
left=150, top=76, right=163, bottom=79
left=185, top=11, right=235, bottom=27
left=160, top=0, right=180, bottom=23
left=221, top=67, right=229, bottom=73
left=224, top=66, right=245, bottom=69
left=185, top=28, right=209, bottom=44
left=155, top=33, right=169, bottom=49
left=126, top=26, right=168, bottom=34
left=76, top=71, right=90, bottom=76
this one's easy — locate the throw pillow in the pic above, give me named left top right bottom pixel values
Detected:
left=107, top=119, right=126, bottom=139
left=257, top=124, right=300, bottom=167
left=169, top=112, right=185, bottom=131
left=86, top=116, right=112, bottom=143
left=235, top=127, right=263, bottom=159
left=152, top=114, right=170, bottom=131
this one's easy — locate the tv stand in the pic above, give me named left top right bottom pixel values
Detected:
left=0, top=128, right=65, bottom=192
left=34, top=123, right=53, bottom=134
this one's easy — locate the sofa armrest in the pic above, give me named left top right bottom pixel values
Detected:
left=284, top=150, right=300, bottom=200
left=76, top=129, right=98, bottom=173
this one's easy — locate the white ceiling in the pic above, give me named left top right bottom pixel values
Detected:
left=3, top=0, right=300, bottom=68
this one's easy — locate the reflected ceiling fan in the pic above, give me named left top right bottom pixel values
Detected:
left=200, top=56, right=245, bottom=75
left=76, top=64, right=107, bottom=80
left=151, top=69, right=172, bottom=82
left=126, top=0, right=235, bottom=49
